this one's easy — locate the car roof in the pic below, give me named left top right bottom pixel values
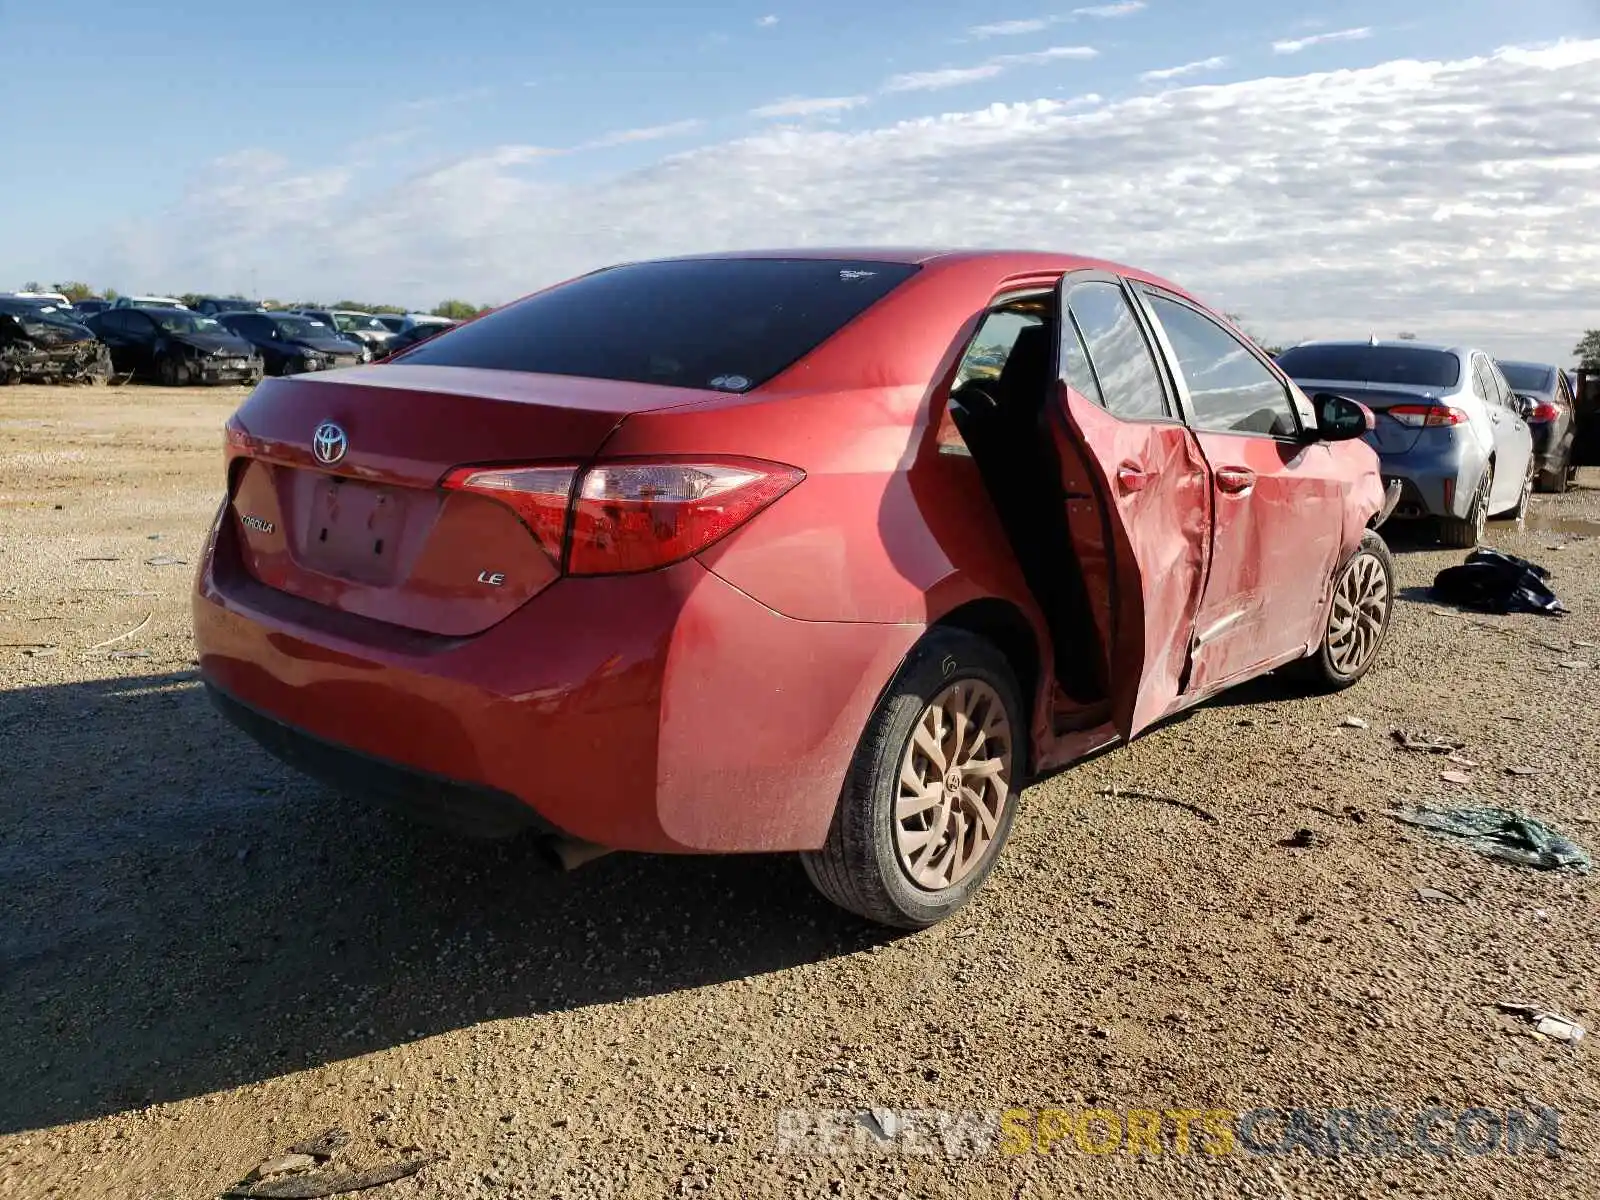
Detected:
left=644, top=247, right=1201, bottom=298
left=1496, top=357, right=1558, bottom=371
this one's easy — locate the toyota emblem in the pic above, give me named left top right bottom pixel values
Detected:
left=312, top=421, right=347, bottom=465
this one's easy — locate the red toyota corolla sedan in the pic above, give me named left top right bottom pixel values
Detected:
left=194, top=250, right=1397, bottom=927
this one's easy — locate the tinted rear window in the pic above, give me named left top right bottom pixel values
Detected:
left=1497, top=362, right=1555, bottom=393
left=1275, top=345, right=1461, bottom=389
left=400, top=258, right=919, bottom=390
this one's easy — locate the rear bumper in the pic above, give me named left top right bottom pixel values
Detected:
left=206, top=682, right=554, bottom=838
left=1375, top=435, right=1483, bottom=520
left=193, top=517, right=917, bottom=853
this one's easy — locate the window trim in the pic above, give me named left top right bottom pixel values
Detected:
left=1132, top=284, right=1308, bottom=442
left=1058, top=269, right=1182, bottom=426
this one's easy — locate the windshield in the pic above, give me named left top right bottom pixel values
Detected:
left=1275, top=345, right=1462, bottom=389
left=333, top=313, right=388, bottom=332
left=400, top=258, right=919, bottom=389
left=157, top=313, right=228, bottom=336
left=268, top=316, right=328, bottom=339
left=1497, top=362, right=1555, bottom=393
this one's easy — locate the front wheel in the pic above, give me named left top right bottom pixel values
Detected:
left=802, top=630, right=1024, bottom=929
left=1293, top=530, right=1395, bottom=692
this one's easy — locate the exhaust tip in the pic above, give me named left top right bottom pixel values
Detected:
left=543, top=836, right=616, bottom=872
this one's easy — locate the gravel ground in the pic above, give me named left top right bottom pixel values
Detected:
left=2, top=383, right=1598, bottom=1199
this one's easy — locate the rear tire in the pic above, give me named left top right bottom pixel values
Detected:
left=1292, top=530, right=1395, bottom=692
left=1539, top=450, right=1571, bottom=494
left=802, top=629, right=1024, bottom=929
left=1438, top=466, right=1490, bottom=548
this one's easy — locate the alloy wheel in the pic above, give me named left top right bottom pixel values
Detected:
left=1327, top=551, right=1390, bottom=676
left=894, top=679, right=1013, bottom=890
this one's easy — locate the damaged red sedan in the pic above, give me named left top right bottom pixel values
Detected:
left=194, top=250, right=1396, bottom=928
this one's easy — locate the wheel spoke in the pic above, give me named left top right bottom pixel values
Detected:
left=894, top=678, right=1013, bottom=891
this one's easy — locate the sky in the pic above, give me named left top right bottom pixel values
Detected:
left=1, top=0, right=1597, bottom=362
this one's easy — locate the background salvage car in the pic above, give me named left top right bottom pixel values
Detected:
left=292, top=308, right=394, bottom=358
left=376, top=319, right=456, bottom=357
left=219, top=311, right=367, bottom=375
left=196, top=249, right=1396, bottom=930
left=1497, top=358, right=1579, bottom=493
left=0, top=296, right=110, bottom=384
left=1276, top=340, right=1535, bottom=547
left=85, top=307, right=263, bottom=386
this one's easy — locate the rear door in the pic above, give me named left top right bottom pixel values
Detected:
left=1136, top=287, right=1345, bottom=692
left=1479, top=356, right=1534, bottom=508
left=1046, top=272, right=1210, bottom=739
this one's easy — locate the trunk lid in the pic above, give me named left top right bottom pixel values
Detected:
left=223, top=365, right=700, bottom=635
left=1298, top=382, right=1452, bottom=456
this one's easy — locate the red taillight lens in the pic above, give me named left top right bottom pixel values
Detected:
left=440, top=457, right=802, bottom=575
left=441, top=465, right=578, bottom=562
left=1387, top=404, right=1468, bottom=427
left=1525, top=401, right=1560, bottom=423
left=568, top=458, right=803, bottom=575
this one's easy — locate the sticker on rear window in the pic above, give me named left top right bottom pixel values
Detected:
left=709, top=374, right=750, bottom=391
left=839, top=269, right=877, bottom=281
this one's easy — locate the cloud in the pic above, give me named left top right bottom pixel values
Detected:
left=581, top=120, right=704, bottom=148
left=77, top=40, right=1600, bottom=364
left=884, top=45, right=1098, bottom=92
left=1139, top=55, right=1229, bottom=82
left=1273, top=26, right=1373, bottom=54
left=751, top=95, right=870, bottom=119
left=968, top=18, right=1052, bottom=38
left=882, top=65, right=1007, bottom=93
left=757, top=14, right=778, bottom=26
left=1073, top=1, right=1146, bottom=16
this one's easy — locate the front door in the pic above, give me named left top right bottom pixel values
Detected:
left=1045, top=273, right=1211, bottom=740
left=1134, top=288, right=1347, bottom=692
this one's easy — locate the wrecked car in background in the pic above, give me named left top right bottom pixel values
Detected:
left=0, top=296, right=110, bottom=384
left=84, top=307, right=263, bottom=386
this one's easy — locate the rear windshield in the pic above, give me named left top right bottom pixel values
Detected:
left=399, top=258, right=920, bottom=390
left=1275, top=345, right=1461, bottom=389
left=1497, top=362, right=1555, bottom=393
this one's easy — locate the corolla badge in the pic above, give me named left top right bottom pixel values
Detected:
left=312, top=421, right=347, bottom=464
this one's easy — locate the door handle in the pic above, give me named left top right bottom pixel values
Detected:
left=1117, top=465, right=1150, bottom=493
left=1215, top=466, right=1256, bottom=494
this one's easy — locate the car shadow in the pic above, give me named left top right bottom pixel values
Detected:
left=0, top=671, right=887, bottom=1135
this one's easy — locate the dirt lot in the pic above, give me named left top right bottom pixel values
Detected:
left=2, top=382, right=1598, bottom=1199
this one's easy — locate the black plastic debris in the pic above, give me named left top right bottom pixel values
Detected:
left=1431, top=548, right=1565, bottom=615
left=1387, top=805, right=1591, bottom=872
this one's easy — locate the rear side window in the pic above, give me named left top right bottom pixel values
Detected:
left=401, top=258, right=919, bottom=391
left=1275, top=345, right=1461, bottom=389
left=1066, top=282, right=1167, bottom=420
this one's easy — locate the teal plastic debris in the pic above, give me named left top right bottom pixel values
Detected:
left=1388, top=805, right=1591, bottom=872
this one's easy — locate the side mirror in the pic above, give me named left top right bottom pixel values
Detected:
left=1312, top=392, right=1374, bottom=441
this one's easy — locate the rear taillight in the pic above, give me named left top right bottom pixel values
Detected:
left=441, top=465, right=577, bottom=562
left=1387, top=404, right=1468, bottom=427
left=1525, top=401, right=1560, bottom=423
left=442, top=457, right=802, bottom=575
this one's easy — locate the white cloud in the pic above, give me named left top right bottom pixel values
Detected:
left=1273, top=26, right=1373, bottom=54
left=883, top=64, right=1007, bottom=92
left=757, top=14, right=778, bottom=26
left=751, top=95, right=870, bottom=119
left=78, top=40, right=1600, bottom=364
left=884, top=44, right=1097, bottom=92
left=1140, top=55, right=1229, bottom=82
left=969, top=18, right=1052, bottom=38
left=582, top=119, right=704, bottom=148
left=1073, top=1, right=1145, bottom=16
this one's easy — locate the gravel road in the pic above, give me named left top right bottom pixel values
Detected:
left=2, top=383, right=1597, bottom=1199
